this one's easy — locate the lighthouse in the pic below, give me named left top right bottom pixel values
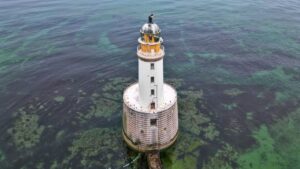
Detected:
left=123, top=14, right=178, bottom=152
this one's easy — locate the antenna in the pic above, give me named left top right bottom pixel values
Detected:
left=148, top=14, right=154, bottom=23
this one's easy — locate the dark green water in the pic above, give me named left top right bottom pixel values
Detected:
left=0, top=0, right=300, bottom=168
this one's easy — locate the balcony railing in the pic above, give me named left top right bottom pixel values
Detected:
left=138, top=37, right=163, bottom=45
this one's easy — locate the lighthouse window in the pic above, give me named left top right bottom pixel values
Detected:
left=151, top=76, right=155, bottom=83
left=151, top=102, right=155, bottom=109
left=151, top=63, right=154, bottom=70
left=150, top=119, right=157, bottom=126
left=151, top=89, right=155, bottom=95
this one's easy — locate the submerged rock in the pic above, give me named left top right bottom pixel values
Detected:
left=202, top=144, right=238, bottom=169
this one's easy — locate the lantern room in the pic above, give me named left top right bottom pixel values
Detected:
left=138, top=14, right=163, bottom=54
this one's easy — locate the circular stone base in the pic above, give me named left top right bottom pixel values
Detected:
left=122, top=129, right=178, bottom=152
left=122, top=83, right=179, bottom=152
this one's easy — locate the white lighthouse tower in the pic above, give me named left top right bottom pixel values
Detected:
left=123, top=15, right=178, bottom=152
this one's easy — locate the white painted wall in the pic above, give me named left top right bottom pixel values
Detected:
left=138, top=58, right=164, bottom=109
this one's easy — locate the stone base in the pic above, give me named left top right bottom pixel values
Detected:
left=122, top=130, right=178, bottom=152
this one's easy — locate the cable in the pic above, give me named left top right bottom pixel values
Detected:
left=122, top=153, right=142, bottom=168
left=106, top=153, right=142, bottom=169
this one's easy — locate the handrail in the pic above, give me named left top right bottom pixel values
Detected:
left=138, top=37, right=163, bottom=45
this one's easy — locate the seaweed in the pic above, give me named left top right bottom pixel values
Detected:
left=275, top=91, right=290, bottom=104
left=202, top=144, right=238, bottom=169
left=53, top=96, right=65, bottom=103
left=222, top=103, right=238, bottom=111
left=203, top=123, right=220, bottom=141
left=102, top=77, right=133, bottom=101
left=224, top=88, right=244, bottom=97
left=73, top=77, right=134, bottom=124
left=36, top=162, right=44, bottom=169
left=198, top=52, right=228, bottom=61
left=50, top=161, right=58, bottom=169
left=76, top=98, right=120, bottom=123
left=179, top=90, right=219, bottom=141
left=246, top=112, right=253, bottom=120
left=238, top=125, right=284, bottom=169
left=161, top=133, right=204, bottom=169
left=7, top=111, right=45, bottom=149
left=248, top=67, right=300, bottom=103
left=55, top=130, right=66, bottom=142
left=0, top=149, right=5, bottom=161
left=64, top=128, right=127, bottom=169
left=269, top=108, right=300, bottom=169
left=165, top=78, right=184, bottom=89
left=97, top=32, right=121, bottom=53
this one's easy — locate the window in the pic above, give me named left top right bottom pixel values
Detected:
left=150, top=119, right=157, bottom=126
left=151, top=102, right=155, bottom=109
left=151, top=76, right=154, bottom=83
left=151, top=89, right=155, bottom=95
left=151, top=63, right=154, bottom=70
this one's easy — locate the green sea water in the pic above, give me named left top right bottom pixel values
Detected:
left=0, top=0, right=300, bottom=168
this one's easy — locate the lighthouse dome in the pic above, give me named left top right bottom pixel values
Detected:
left=140, top=23, right=160, bottom=34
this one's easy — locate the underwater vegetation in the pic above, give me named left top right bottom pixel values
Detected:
left=174, top=96, right=299, bottom=169
left=0, top=67, right=299, bottom=169
left=165, top=78, right=185, bottom=89
left=179, top=90, right=219, bottom=141
left=97, top=32, right=121, bottom=54
left=223, top=88, right=244, bottom=97
left=64, top=128, right=127, bottom=169
left=0, top=31, right=56, bottom=73
left=53, top=96, right=65, bottom=103
left=247, top=67, right=299, bottom=103
left=246, top=112, right=254, bottom=120
left=222, top=103, right=238, bottom=111
left=238, top=125, right=284, bottom=169
left=0, top=149, right=5, bottom=162
left=160, top=72, right=300, bottom=169
left=160, top=86, right=221, bottom=168
left=238, top=108, right=300, bottom=169
left=7, top=110, right=44, bottom=149
left=202, top=144, right=238, bottom=169
left=76, top=77, right=132, bottom=123
left=269, top=108, right=300, bottom=169
left=198, top=52, right=229, bottom=61
left=162, top=132, right=204, bottom=169
left=76, top=98, right=120, bottom=122
left=101, top=77, right=133, bottom=101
